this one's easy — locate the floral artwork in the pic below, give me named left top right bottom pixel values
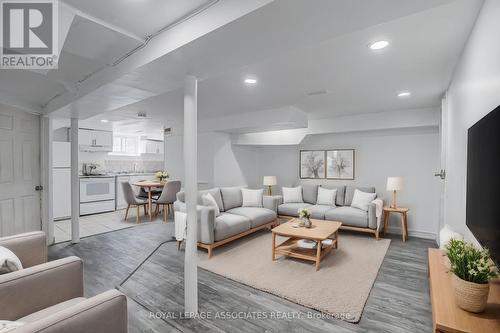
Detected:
left=300, top=151, right=325, bottom=179
left=326, top=150, right=354, bottom=179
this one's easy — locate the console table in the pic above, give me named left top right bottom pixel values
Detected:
left=428, top=249, right=500, bottom=332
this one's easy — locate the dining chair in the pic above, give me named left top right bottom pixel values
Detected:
left=121, top=182, right=148, bottom=223
left=154, top=180, right=181, bottom=222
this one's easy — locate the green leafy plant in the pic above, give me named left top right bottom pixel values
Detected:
left=298, top=208, right=311, bottom=219
left=446, top=239, right=498, bottom=284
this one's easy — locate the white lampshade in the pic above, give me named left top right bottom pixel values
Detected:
left=263, top=176, right=277, bottom=186
left=386, top=177, right=404, bottom=191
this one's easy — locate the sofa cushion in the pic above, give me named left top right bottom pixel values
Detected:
left=19, top=297, right=86, bottom=323
left=214, top=213, right=251, bottom=241
left=321, top=185, right=346, bottom=206
left=278, top=203, right=313, bottom=217
left=301, top=184, right=318, bottom=204
left=226, top=207, right=277, bottom=228
left=282, top=186, right=303, bottom=203
left=316, top=187, right=337, bottom=206
left=310, top=205, right=335, bottom=220
left=201, top=193, right=221, bottom=216
left=325, top=206, right=368, bottom=228
left=344, top=186, right=375, bottom=206
left=199, top=188, right=224, bottom=211
left=220, top=187, right=243, bottom=211
left=241, top=189, right=263, bottom=208
left=351, top=189, right=377, bottom=211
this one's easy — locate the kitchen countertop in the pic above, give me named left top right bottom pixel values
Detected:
left=79, top=172, right=156, bottom=178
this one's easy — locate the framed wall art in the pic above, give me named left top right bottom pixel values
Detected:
left=326, top=149, right=355, bottom=180
left=300, top=150, right=326, bottom=179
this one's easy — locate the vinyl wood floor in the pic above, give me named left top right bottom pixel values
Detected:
left=49, top=220, right=437, bottom=333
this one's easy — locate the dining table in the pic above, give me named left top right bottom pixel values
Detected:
left=132, top=180, right=165, bottom=221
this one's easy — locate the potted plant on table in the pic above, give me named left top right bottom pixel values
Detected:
left=298, top=208, right=312, bottom=228
left=445, top=238, right=498, bottom=313
left=155, top=170, right=169, bottom=183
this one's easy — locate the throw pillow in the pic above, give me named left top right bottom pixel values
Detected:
left=282, top=186, right=303, bottom=203
left=316, top=187, right=337, bottom=206
left=242, top=189, right=264, bottom=208
left=201, top=193, right=221, bottom=217
left=0, top=321, right=24, bottom=333
left=0, top=246, right=23, bottom=275
left=350, top=189, right=377, bottom=211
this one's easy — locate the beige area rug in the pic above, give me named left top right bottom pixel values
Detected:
left=198, top=230, right=391, bottom=323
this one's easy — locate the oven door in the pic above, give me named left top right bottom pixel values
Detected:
left=80, top=177, right=115, bottom=203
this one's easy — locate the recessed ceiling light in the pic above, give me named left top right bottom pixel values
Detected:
left=398, top=91, right=411, bottom=97
left=100, top=119, right=109, bottom=123
left=369, top=40, right=389, bottom=50
left=244, top=77, right=258, bottom=85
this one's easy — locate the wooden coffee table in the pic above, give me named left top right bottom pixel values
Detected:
left=272, top=218, right=342, bottom=271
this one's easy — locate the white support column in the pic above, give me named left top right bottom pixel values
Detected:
left=70, top=118, right=80, bottom=243
left=40, top=116, right=54, bottom=244
left=184, top=76, right=198, bottom=315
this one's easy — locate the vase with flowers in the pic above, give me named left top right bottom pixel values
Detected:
left=155, top=170, right=169, bottom=183
left=446, top=238, right=498, bottom=313
left=298, top=208, right=312, bottom=228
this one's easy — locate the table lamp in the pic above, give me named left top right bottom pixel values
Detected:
left=263, top=176, right=277, bottom=195
left=386, top=177, right=403, bottom=208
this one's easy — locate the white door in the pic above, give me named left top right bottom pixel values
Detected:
left=0, top=108, right=41, bottom=237
left=437, top=96, right=449, bottom=243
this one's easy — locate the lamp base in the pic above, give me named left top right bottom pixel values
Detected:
left=390, top=190, right=398, bottom=209
left=267, top=185, right=272, bottom=196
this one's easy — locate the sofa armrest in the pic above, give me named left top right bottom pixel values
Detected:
left=17, top=289, right=128, bottom=333
left=174, top=201, right=216, bottom=244
left=263, top=196, right=281, bottom=213
left=0, top=231, right=47, bottom=268
left=0, top=256, right=84, bottom=320
left=368, top=203, right=377, bottom=230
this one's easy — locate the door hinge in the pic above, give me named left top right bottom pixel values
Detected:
left=35, top=185, right=43, bottom=191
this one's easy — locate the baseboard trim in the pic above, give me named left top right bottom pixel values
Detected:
left=385, top=227, right=436, bottom=240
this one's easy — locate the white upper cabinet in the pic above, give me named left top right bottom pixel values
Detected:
left=79, top=129, right=113, bottom=152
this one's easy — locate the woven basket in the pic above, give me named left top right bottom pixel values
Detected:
left=451, top=273, right=490, bottom=313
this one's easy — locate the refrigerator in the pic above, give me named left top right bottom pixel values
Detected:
left=52, top=142, right=71, bottom=220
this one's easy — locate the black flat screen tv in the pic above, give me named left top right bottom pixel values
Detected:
left=466, top=105, right=500, bottom=267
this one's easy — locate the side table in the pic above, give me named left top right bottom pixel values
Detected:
left=383, top=207, right=409, bottom=242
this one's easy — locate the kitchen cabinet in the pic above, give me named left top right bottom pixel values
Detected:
left=79, top=129, right=113, bottom=152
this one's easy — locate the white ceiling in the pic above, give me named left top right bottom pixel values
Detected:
left=81, top=0, right=483, bottom=135
left=63, top=0, right=214, bottom=38
left=0, top=0, right=485, bottom=136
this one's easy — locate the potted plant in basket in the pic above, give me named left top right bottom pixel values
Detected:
left=298, top=208, right=312, bottom=228
left=155, top=170, right=169, bottom=183
left=446, top=238, right=498, bottom=313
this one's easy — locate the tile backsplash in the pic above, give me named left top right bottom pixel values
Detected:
left=79, top=160, right=164, bottom=174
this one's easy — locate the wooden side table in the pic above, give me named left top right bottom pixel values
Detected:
left=383, top=207, right=409, bottom=242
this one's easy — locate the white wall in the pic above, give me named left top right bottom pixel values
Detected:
left=258, top=128, right=441, bottom=239
left=165, top=132, right=261, bottom=189
left=444, top=0, right=500, bottom=243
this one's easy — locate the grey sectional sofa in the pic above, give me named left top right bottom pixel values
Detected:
left=174, top=187, right=280, bottom=257
left=277, top=184, right=381, bottom=239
